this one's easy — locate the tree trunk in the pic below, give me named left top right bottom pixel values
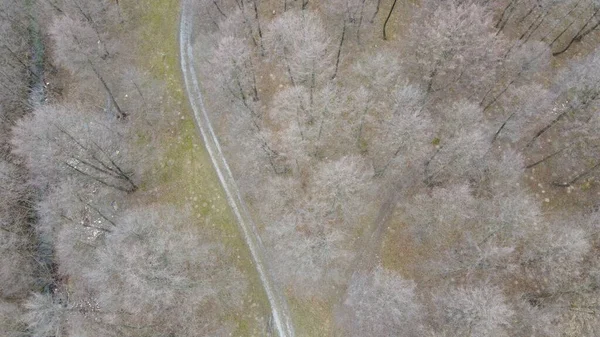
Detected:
left=332, top=22, right=346, bottom=80
left=491, top=111, right=516, bottom=143
left=252, top=0, right=265, bottom=54
left=553, top=161, right=600, bottom=187
left=496, top=0, right=517, bottom=32
left=524, top=108, right=570, bottom=149
left=525, top=147, right=567, bottom=169
left=553, top=9, right=600, bottom=56
left=382, top=0, right=398, bottom=40
left=213, top=0, right=227, bottom=18
left=87, top=59, right=126, bottom=119
left=371, top=0, right=382, bottom=23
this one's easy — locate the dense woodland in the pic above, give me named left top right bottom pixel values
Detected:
left=3, top=0, right=600, bottom=336
left=194, top=0, right=600, bottom=335
left=1, top=0, right=247, bottom=336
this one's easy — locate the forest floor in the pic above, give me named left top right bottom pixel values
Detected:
left=119, top=0, right=272, bottom=335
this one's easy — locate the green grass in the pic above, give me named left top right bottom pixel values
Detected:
left=121, top=0, right=271, bottom=335
left=288, top=296, right=334, bottom=337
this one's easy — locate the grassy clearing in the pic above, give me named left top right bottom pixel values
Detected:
left=287, top=296, right=334, bottom=337
left=120, top=0, right=270, bottom=335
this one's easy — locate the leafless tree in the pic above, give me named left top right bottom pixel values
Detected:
left=0, top=159, right=34, bottom=300
left=265, top=10, right=334, bottom=87
left=212, top=1, right=264, bottom=51
left=364, top=83, right=432, bottom=175
left=18, top=0, right=600, bottom=335
left=0, top=300, right=25, bottom=337
left=49, top=14, right=125, bottom=118
left=323, top=0, right=378, bottom=76
left=520, top=219, right=591, bottom=294
left=430, top=283, right=514, bottom=337
left=264, top=84, right=344, bottom=171
left=83, top=205, right=246, bottom=336
left=266, top=210, right=353, bottom=297
left=492, top=83, right=556, bottom=144
left=23, top=291, right=70, bottom=337
left=211, top=35, right=260, bottom=116
left=262, top=156, right=377, bottom=298
left=11, top=104, right=140, bottom=193
left=37, top=179, right=122, bottom=280
left=349, top=49, right=404, bottom=148
left=405, top=0, right=507, bottom=105
left=50, top=0, right=121, bottom=33
left=481, top=40, right=551, bottom=114
left=0, top=0, right=31, bottom=152
left=309, top=155, right=375, bottom=226
left=336, top=266, right=423, bottom=337
left=523, top=47, right=600, bottom=184
left=423, top=101, right=491, bottom=186
left=494, top=0, right=600, bottom=56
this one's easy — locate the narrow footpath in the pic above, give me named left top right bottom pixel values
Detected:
left=178, top=2, right=296, bottom=336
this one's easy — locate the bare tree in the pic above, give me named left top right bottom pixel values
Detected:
left=263, top=156, right=376, bottom=298
left=308, top=155, right=375, bottom=226
left=49, top=15, right=125, bottom=118
left=349, top=50, right=404, bottom=149
left=0, top=159, right=34, bottom=299
left=551, top=0, right=600, bottom=56
left=495, top=0, right=565, bottom=39
left=430, top=284, right=514, bottom=337
left=323, top=0, right=378, bottom=76
left=336, top=266, right=423, bottom=337
left=265, top=210, right=353, bottom=298
left=37, top=179, right=122, bottom=280
left=476, top=149, right=528, bottom=196
left=506, top=214, right=600, bottom=335
left=364, top=83, right=432, bottom=175
left=212, top=2, right=264, bottom=52
left=84, top=205, right=246, bottom=336
left=480, top=40, right=551, bottom=113
left=0, top=300, right=25, bottom=337
left=400, top=184, right=478, bottom=246
left=0, top=230, right=34, bottom=299
left=11, top=104, right=139, bottom=193
left=520, top=220, right=591, bottom=294
left=492, top=83, right=556, bottom=143
left=23, top=292, right=70, bottom=337
left=495, top=0, right=600, bottom=56
left=211, top=35, right=260, bottom=116
left=507, top=298, right=561, bottom=337
left=264, top=84, right=343, bottom=170
left=49, top=15, right=110, bottom=68
left=405, top=0, right=507, bottom=105
left=265, top=10, right=334, bottom=87
left=0, top=0, right=31, bottom=151
left=524, top=48, right=600, bottom=184
left=423, top=101, right=491, bottom=186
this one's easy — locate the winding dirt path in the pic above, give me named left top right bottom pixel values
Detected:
left=179, top=2, right=295, bottom=336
